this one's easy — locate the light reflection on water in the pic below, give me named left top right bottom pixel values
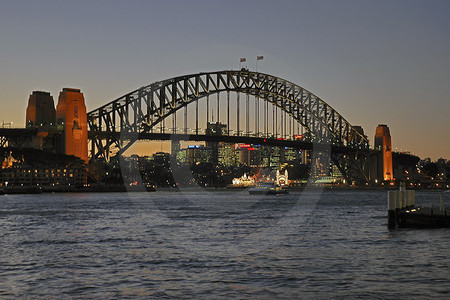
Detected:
left=0, top=190, right=449, bottom=298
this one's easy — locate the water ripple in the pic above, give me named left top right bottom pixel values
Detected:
left=1, top=190, right=449, bottom=298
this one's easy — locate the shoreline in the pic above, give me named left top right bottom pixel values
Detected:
left=0, top=184, right=448, bottom=194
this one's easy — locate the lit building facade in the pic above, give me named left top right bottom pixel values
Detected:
left=260, top=146, right=271, bottom=167
left=284, top=147, right=301, bottom=162
left=1, top=151, right=86, bottom=187
left=218, top=143, right=237, bottom=166
left=56, top=88, right=88, bottom=162
left=186, top=145, right=212, bottom=164
left=374, top=124, right=394, bottom=181
left=269, top=147, right=283, bottom=170
left=206, top=122, right=227, bottom=165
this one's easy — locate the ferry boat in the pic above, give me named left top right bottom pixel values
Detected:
left=248, top=183, right=288, bottom=195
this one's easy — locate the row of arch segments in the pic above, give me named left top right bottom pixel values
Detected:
left=87, top=70, right=369, bottom=160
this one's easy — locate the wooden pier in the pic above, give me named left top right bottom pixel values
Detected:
left=396, top=206, right=450, bottom=228
left=388, top=185, right=450, bottom=229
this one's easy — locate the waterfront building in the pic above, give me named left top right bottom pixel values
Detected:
left=0, top=149, right=86, bottom=187
left=231, top=173, right=255, bottom=187
left=1, top=165, right=86, bottom=187
left=2, top=152, right=18, bottom=169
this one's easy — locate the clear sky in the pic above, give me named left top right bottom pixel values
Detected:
left=1, top=0, right=449, bottom=160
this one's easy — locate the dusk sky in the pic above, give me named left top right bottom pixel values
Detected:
left=1, top=0, right=449, bottom=160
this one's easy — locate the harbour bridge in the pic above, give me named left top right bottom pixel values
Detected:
left=0, top=69, right=386, bottom=183
left=86, top=70, right=371, bottom=183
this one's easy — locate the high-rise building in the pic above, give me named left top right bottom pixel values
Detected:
left=284, top=147, right=301, bottom=162
left=259, top=146, right=271, bottom=168
left=269, top=147, right=284, bottom=170
left=186, top=145, right=212, bottom=164
left=235, top=144, right=260, bottom=166
left=218, top=143, right=237, bottom=167
left=25, top=91, right=56, bottom=128
left=248, top=148, right=260, bottom=167
left=55, top=88, right=88, bottom=162
left=374, top=124, right=393, bottom=181
left=205, top=122, right=227, bottom=136
left=206, top=122, right=227, bottom=165
left=171, top=140, right=180, bottom=161
left=176, top=149, right=188, bottom=164
left=238, top=148, right=249, bottom=166
left=153, top=152, right=171, bottom=167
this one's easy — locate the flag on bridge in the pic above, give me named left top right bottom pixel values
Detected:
left=240, top=58, right=246, bottom=62
left=257, top=56, right=264, bottom=60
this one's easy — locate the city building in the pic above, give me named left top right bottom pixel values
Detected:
left=218, top=143, right=237, bottom=167
left=248, top=147, right=260, bottom=167
left=186, top=145, right=212, bottom=164
left=171, top=140, right=180, bottom=161
left=0, top=149, right=86, bottom=187
left=235, top=144, right=257, bottom=166
left=284, top=147, right=302, bottom=162
left=205, top=122, right=227, bottom=136
left=206, top=122, right=227, bottom=165
left=176, top=148, right=187, bottom=164
left=153, top=152, right=171, bottom=167
left=260, top=146, right=271, bottom=167
left=269, top=146, right=283, bottom=170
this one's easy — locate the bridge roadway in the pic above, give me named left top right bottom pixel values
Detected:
left=88, top=130, right=364, bottom=154
left=0, top=127, right=362, bottom=154
left=0, top=128, right=37, bottom=137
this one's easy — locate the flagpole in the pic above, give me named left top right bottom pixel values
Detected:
left=239, top=58, right=246, bottom=70
left=256, top=56, right=263, bottom=73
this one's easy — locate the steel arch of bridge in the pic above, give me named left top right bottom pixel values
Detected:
left=87, top=70, right=369, bottom=161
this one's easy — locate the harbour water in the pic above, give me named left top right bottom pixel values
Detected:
left=1, top=189, right=449, bottom=299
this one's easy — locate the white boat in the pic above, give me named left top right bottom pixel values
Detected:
left=248, top=183, right=288, bottom=195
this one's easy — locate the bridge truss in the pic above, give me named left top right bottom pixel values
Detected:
left=87, top=70, right=370, bottom=183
